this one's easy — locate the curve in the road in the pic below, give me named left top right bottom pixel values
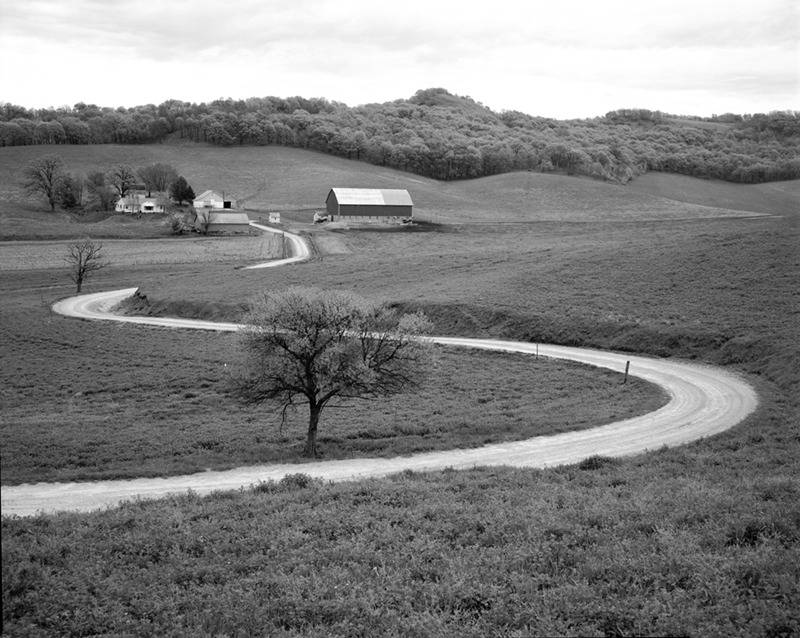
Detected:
left=2, top=228, right=759, bottom=516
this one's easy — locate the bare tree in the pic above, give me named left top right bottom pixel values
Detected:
left=22, top=154, right=66, bottom=211
left=65, top=239, right=109, bottom=292
left=107, top=164, right=137, bottom=199
left=230, top=287, right=435, bottom=456
left=137, top=163, right=178, bottom=196
left=194, top=206, right=215, bottom=234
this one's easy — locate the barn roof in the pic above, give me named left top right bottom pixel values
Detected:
left=194, top=190, right=224, bottom=201
left=208, top=213, right=250, bottom=225
left=328, top=188, right=413, bottom=206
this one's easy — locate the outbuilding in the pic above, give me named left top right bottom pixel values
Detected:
left=194, top=211, right=251, bottom=233
left=325, top=188, right=413, bottom=221
left=193, top=190, right=231, bottom=209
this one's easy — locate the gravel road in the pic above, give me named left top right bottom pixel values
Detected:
left=1, top=227, right=758, bottom=516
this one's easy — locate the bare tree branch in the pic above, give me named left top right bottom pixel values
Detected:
left=22, top=155, right=66, bottom=212
left=228, top=287, right=435, bottom=456
left=65, top=238, right=109, bottom=293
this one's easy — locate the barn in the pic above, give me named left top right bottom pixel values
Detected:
left=193, top=190, right=232, bottom=209
left=325, top=188, right=413, bottom=221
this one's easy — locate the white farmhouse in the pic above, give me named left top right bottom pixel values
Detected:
left=115, top=195, right=167, bottom=214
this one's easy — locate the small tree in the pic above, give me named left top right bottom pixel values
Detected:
left=56, top=173, right=84, bottom=211
left=231, top=287, right=435, bottom=456
left=165, top=210, right=192, bottom=234
left=194, top=206, right=214, bottom=234
left=66, top=239, right=108, bottom=293
left=170, top=175, right=196, bottom=205
left=85, top=171, right=116, bottom=211
left=22, top=154, right=66, bottom=211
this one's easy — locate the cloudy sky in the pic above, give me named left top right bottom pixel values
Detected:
left=0, top=0, right=797, bottom=119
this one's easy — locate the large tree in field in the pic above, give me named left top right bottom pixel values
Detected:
left=22, top=154, right=66, bottom=211
left=231, top=287, right=435, bottom=456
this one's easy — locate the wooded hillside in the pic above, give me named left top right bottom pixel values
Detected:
left=2, top=88, right=798, bottom=184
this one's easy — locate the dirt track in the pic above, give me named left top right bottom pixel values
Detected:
left=1, top=285, right=758, bottom=517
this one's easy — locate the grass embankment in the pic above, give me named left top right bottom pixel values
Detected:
left=2, top=147, right=799, bottom=636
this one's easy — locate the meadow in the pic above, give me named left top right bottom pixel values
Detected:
left=2, top=280, right=663, bottom=485
left=2, top=144, right=798, bottom=636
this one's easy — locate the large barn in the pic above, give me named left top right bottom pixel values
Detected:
left=325, top=188, right=413, bottom=221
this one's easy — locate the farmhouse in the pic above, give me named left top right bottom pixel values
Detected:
left=115, top=195, right=167, bottom=214
left=325, top=188, right=413, bottom=221
left=194, top=211, right=251, bottom=233
left=193, top=190, right=231, bottom=209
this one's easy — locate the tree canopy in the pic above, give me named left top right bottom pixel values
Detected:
left=230, top=287, right=435, bottom=456
left=2, top=91, right=798, bottom=184
left=21, top=154, right=66, bottom=211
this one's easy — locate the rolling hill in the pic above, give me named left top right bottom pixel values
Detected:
left=1, top=144, right=797, bottom=235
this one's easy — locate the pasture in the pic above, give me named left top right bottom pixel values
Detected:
left=2, top=144, right=798, bottom=636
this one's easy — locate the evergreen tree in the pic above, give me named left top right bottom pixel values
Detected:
left=170, top=175, right=196, bottom=205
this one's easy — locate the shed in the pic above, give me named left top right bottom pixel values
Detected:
left=325, top=188, right=413, bottom=221
left=195, top=211, right=251, bottom=233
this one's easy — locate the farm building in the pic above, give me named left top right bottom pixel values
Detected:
left=325, top=188, right=413, bottom=221
left=194, top=211, right=251, bottom=233
left=193, top=190, right=231, bottom=209
left=115, top=195, right=167, bottom=214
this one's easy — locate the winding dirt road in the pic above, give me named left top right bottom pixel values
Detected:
left=1, top=228, right=758, bottom=516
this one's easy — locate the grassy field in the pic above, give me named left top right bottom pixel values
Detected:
left=2, top=279, right=663, bottom=485
left=2, top=144, right=799, bottom=636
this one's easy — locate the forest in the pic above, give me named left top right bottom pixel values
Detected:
left=1, top=88, right=798, bottom=185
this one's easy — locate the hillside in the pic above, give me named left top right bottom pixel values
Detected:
left=2, top=137, right=799, bottom=636
left=627, top=172, right=800, bottom=217
left=1, top=144, right=797, bottom=241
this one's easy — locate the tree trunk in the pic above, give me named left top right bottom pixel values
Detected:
left=305, top=403, right=321, bottom=456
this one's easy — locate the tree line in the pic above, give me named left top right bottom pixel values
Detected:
left=22, top=155, right=195, bottom=212
left=3, top=89, right=798, bottom=185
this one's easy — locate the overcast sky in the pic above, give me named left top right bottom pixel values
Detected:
left=0, top=0, right=797, bottom=119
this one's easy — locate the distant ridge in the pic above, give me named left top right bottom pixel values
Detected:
left=2, top=88, right=798, bottom=185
